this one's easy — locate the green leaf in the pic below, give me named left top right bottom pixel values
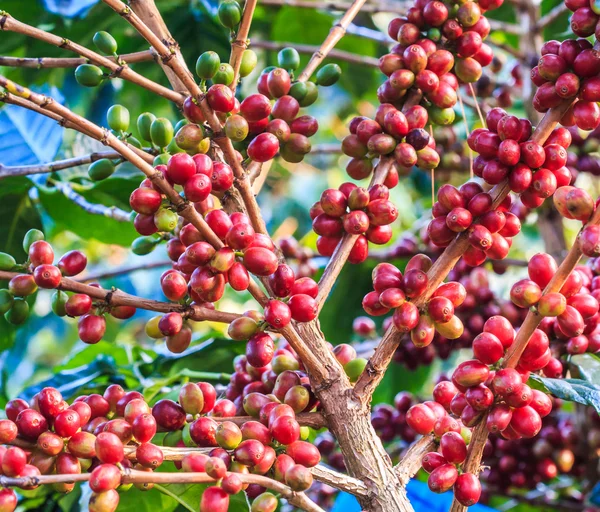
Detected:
left=570, top=352, right=600, bottom=383
left=36, top=177, right=138, bottom=246
left=529, top=374, right=600, bottom=414
left=19, top=355, right=119, bottom=401
left=0, top=176, right=43, bottom=258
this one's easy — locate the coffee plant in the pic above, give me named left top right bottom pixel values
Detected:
left=0, top=0, right=598, bottom=511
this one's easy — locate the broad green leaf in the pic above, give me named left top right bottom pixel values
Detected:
left=570, top=352, right=600, bottom=383
left=36, top=177, right=138, bottom=246
left=529, top=374, right=600, bottom=414
left=0, top=176, right=43, bottom=258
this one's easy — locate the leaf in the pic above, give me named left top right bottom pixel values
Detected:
left=18, top=355, right=118, bottom=402
left=36, top=177, right=138, bottom=246
left=0, top=176, right=43, bottom=257
left=42, top=0, right=99, bottom=17
left=570, top=352, right=600, bottom=383
left=0, top=86, right=64, bottom=166
left=529, top=374, right=600, bottom=414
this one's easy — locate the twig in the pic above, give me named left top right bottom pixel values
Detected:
left=0, top=151, right=122, bottom=179
left=229, top=0, right=258, bottom=90
left=352, top=99, right=575, bottom=402
left=310, top=465, right=368, bottom=497
left=0, top=470, right=326, bottom=512
left=296, top=0, right=370, bottom=82
left=102, top=0, right=270, bottom=248
left=0, top=270, right=242, bottom=323
left=51, top=181, right=131, bottom=222
left=449, top=134, right=600, bottom=512
left=538, top=3, right=569, bottom=28
left=252, top=40, right=380, bottom=68
left=0, top=50, right=154, bottom=69
left=79, top=260, right=172, bottom=282
left=394, top=435, right=436, bottom=485
left=487, top=19, right=523, bottom=36
left=128, top=0, right=190, bottom=94
left=0, top=15, right=183, bottom=105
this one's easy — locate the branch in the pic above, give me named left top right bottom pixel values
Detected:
left=128, top=0, right=190, bottom=94
left=102, top=0, right=271, bottom=248
left=0, top=93, right=155, bottom=165
left=0, top=151, right=122, bottom=179
left=79, top=260, right=172, bottom=282
left=0, top=15, right=183, bottom=105
left=0, top=270, right=241, bottom=323
left=252, top=40, right=380, bottom=68
left=310, top=465, right=368, bottom=497
left=296, top=0, right=370, bottom=82
left=52, top=181, right=131, bottom=222
left=538, top=3, right=569, bottom=28
left=352, top=99, right=576, bottom=402
left=230, top=0, right=259, bottom=90
left=487, top=19, right=523, bottom=36
left=0, top=470, right=326, bottom=512
left=0, top=50, right=154, bottom=69
left=316, top=157, right=393, bottom=313
left=394, top=434, right=436, bottom=486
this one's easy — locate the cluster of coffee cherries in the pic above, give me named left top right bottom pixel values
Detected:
left=362, top=256, right=470, bottom=345
left=480, top=401, right=597, bottom=500
left=382, top=0, right=502, bottom=108
left=427, top=181, right=522, bottom=265
left=190, top=46, right=338, bottom=165
left=510, top=255, right=600, bottom=363
left=0, top=230, right=127, bottom=345
left=531, top=39, right=600, bottom=132
left=568, top=0, right=600, bottom=43
left=0, top=379, right=321, bottom=512
left=342, top=104, right=439, bottom=183
left=407, top=358, right=553, bottom=506
left=311, top=183, right=398, bottom=264
left=469, top=108, right=573, bottom=209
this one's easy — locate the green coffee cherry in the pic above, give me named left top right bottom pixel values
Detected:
left=289, top=81, right=308, bottom=102
left=213, top=63, right=235, bottom=86
left=51, top=290, right=68, bottom=317
left=107, top=105, right=130, bottom=132
left=131, top=236, right=158, bottom=256
left=75, top=64, right=104, bottom=87
left=150, top=118, right=174, bottom=149
left=166, top=138, right=184, bottom=155
left=154, top=209, right=178, bottom=232
left=225, top=115, right=249, bottom=142
left=93, top=31, right=118, bottom=55
left=5, top=299, right=29, bottom=325
left=174, top=119, right=189, bottom=133
left=218, top=0, right=242, bottom=28
left=428, top=28, right=441, bottom=41
left=128, top=136, right=142, bottom=149
left=88, top=159, right=116, bottom=181
left=0, top=252, right=16, bottom=271
left=239, top=50, right=257, bottom=77
left=0, top=290, right=14, bottom=315
left=278, top=47, right=300, bottom=71
left=344, top=357, right=368, bottom=382
left=181, top=423, right=195, bottom=447
left=153, top=153, right=171, bottom=166
left=429, top=106, right=455, bottom=126
left=23, top=229, right=44, bottom=253
left=137, top=112, right=156, bottom=142
left=316, top=63, right=342, bottom=86
left=196, top=51, right=221, bottom=80
left=298, top=81, right=319, bottom=107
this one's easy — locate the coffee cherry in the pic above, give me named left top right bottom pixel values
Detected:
left=428, top=463, right=458, bottom=493
left=78, top=314, right=106, bottom=344
left=406, top=404, right=436, bottom=434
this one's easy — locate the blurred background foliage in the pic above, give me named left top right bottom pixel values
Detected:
left=0, top=0, right=591, bottom=511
